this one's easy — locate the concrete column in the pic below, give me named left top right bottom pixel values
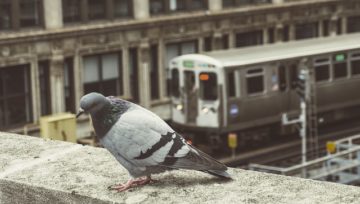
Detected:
left=122, top=47, right=131, bottom=98
left=158, top=39, right=166, bottom=100
left=318, top=20, right=324, bottom=37
left=73, top=52, right=82, bottom=111
left=263, top=29, right=269, bottom=44
left=198, top=37, right=204, bottom=53
left=329, top=16, right=338, bottom=36
left=341, top=17, right=347, bottom=34
left=43, top=0, right=63, bottom=29
left=229, top=31, right=236, bottom=48
left=30, top=58, right=40, bottom=122
left=273, top=0, right=284, bottom=4
left=208, top=0, right=222, bottom=12
left=138, top=41, right=151, bottom=108
left=289, top=24, right=295, bottom=40
left=49, top=53, right=65, bottom=113
left=133, top=0, right=150, bottom=20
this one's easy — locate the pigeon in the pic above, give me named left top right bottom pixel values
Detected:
left=77, top=92, right=231, bottom=191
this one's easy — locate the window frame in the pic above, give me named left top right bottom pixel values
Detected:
left=0, top=64, right=33, bottom=130
left=245, top=67, right=265, bottom=96
left=332, top=53, right=348, bottom=80
left=82, top=52, right=123, bottom=96
left=314, top=56, right=331, bottom=83
left=0, top=0, right=44, bottom=30
left=350, top=51, right=360, bottom=77
left=199, top=71, right=218, bottom=101
left=149, top=0, right=208, bottom=16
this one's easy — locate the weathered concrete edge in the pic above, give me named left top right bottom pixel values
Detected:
left=1, top=132, right=360, bottom=204
left=0, top=179, right=114, bottom=204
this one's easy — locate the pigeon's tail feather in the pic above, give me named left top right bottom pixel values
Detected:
left=204, top=170, right=232, bottom=179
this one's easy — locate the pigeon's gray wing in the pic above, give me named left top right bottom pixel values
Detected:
left=109, top=104, right=227, bottom=173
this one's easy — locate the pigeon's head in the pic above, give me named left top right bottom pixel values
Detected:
left=76, top=92, right=109, bottom=118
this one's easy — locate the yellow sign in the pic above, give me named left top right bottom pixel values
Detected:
left=228, top=133, right=237, bottom=149
left=326, top=141, right=336, bottom=154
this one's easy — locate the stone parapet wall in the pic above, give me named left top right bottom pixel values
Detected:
left=1, top=132, right=360, bottom=203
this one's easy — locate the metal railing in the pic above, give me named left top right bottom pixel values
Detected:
left=249, top=134, right=360, bottom=184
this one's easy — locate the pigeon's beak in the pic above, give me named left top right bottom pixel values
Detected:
left=76, top=108, right=85, bottom=118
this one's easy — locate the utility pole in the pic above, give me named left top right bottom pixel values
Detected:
left=282, top=68, right=309, bottom=177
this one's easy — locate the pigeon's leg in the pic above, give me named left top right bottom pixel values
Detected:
left=108, top=176, right=153, bottom=192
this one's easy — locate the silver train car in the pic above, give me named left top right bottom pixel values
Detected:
left=169, top=33, right=360, bottom=148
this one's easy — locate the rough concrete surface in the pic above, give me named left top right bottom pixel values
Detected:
left=1, top=132, right=360, bottom=204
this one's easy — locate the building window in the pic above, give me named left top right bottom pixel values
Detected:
left=129, top=48, right=139, bottom=102
left=347, top=16, right=360, bottom=33
left=150, top=0, right=165, bottom=14
left=295, top=22, right=319, bottom=40
left=150, top=0, right=207, bottom=14
left=283, top=25, right=290, bottom=42
left=39, top=61, right=51, bottom=115
left=83, top=52, right=123, bottom=96
left=0, top=65, right=32, bottom=130
left=165, top=40, right=198, bottom=95
left=204, top=36, right=212, bottom=52
left=62, top=0, right=81, bottom=23
left=114, top=0, right=132, bottom=18
left=0, top=0, right=43, bottom=30
left=236, top=30, right=263, bottom=48
left=222, top=34, right=229, bottom=49
left=19, top=0, right=42, bottom=27
left=323, top=20, right=330, bottom=37
left=246, top=68, right=264, bottom=95
left=88, top=0, right=106, bottom=20
left=64, top=58, right=75, bottom=113
left=336, top=18, right=342, bottom=35
left=150, top=44, right=160, bottom=100
left=0, top=0, right=11, bottom=30
left=268, top=27, right=275, bottom=44
left=223, top=0, right=271, bottom=7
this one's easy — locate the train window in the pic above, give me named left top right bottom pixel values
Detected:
left=315, top=65, right=330, bottom=82
left=227, top=71, right=236, bottom=98
left=246, top=69, right=264, bottom=95
left=278, top=65, right=287, bottom=91
left=290, top=64, right=298, bottom=89
left=199, top=72, right=217, bottom=100
left=171, top=69, right=180, bottom=97
left=333, top=62, right=347, bottom=79
left=351, top=59, right=360, bottom=76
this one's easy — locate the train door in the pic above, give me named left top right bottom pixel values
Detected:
left=184, top=71, right=198, bottom=123
left=197, top=71, right=220, bottom=127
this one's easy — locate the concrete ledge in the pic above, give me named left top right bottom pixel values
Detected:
left=1, top=132, right=360, bottom=204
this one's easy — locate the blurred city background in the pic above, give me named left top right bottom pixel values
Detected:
left=1, top=0, right=360, bottom=185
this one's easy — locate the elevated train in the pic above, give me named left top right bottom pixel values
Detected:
left=169, top=33, right=360, bottom=150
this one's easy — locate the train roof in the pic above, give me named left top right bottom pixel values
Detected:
left=205, top=33, right=360, bottom=67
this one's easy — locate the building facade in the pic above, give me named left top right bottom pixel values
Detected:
left=0, top=0, right=360, bottom=134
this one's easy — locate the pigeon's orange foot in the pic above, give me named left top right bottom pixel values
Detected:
left=108, top=176, right=154, bottom=192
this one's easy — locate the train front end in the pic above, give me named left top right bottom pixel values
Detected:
left=169, top=54, right=223, bottom=144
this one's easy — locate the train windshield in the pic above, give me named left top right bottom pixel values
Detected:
left=199, top=72, right=217, bottom=100
left=171, top=69, right=180, bottom=97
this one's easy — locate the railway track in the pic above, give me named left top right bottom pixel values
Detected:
left=220, top=120, right=360, bottom=168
